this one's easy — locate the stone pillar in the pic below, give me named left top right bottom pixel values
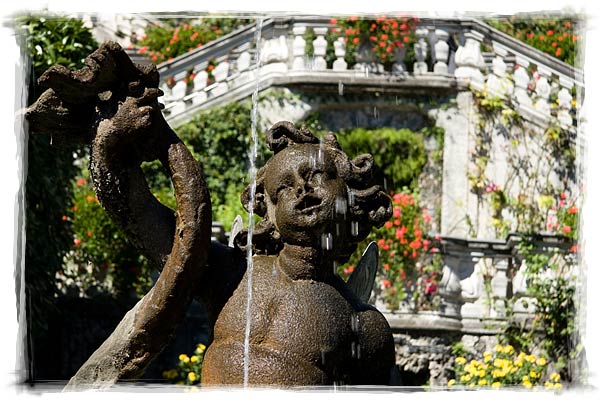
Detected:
left=191, top=69, right=208, bottom=105
left=170, top=76, right=187, bottom=115
left=312, top=27, right=328, bottom=70
left=512, top=56, right=533, bottom=109
left=485, top=43, right=513, bottom=97
left=211, top=60, right=230, bottom=97
left=392, top=45, right=407, bottom=75
left=332, top=37, right=347, bottom=71
left=454, top=30, right=485, bottom=86
left=433, top=29, right=449, bottom=75
left=292, top=25, right=307, bottom=70
left=413, top=28, right=429, bottom=75
left=534, top=66, right=552, bottom=119
left=438, top=256, right=463, bottom=318
left=557, top=77, right=574, bottom=126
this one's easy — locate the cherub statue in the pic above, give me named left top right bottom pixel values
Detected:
left=26, top=41, right=396, bottom=388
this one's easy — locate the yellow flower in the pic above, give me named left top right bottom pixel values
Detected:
left=494, top=344, right=504, bottom=352
left=178, top=354, right=188, bottom=362
left=478, top=370, right=485, bottom=378
left=448, top=379, right=456, bottom=387
left=523, top=381, right=533, bottom=389
left=461, top=374, right=472, bottom=382
left=484, top=354, right=492, bottom=363
left=455, top=357, right=467, bottom=365
left=550, top=372, right=561, bottom=382
left=526, top=355, right=536, bottom=363
left=478, top=379, right=488, bottom=386
left=515, top=359, right=523, bottom=367
left=190, top=355, right=199, bottom=363
left=188, top=372, right=197, bottom=382
left=536, top=357, right=546, bottom=366
left=503, top=345, right=514, bottom=354
left=553, top=383, right=563, bottom=390
left=522, top=375, right=530, bottom=383
left=492, top=382, right=501, bottom=389
left=196, top=343, right=207, bottom=354
left=483, top=351, right=492, bottom=358
left=530, top=371, right=539, bottom=379
left=469, top=383, right=475, bottom=388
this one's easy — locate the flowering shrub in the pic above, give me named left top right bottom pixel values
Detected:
left=449, top=344, right=563, bottom=390
left=163, top=343, right=206, bottom=385
left=330, top=16, right=417, bottom=66
left=488, top=17, right=579, bottom=66
left=368, top=190, right=441, bottom=310
left=137, top=18, right=249, bottom=64
left=57, top=172, right=153, bottom=298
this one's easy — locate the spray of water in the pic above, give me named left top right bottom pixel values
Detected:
left=243, top=17, right=264, bottom=388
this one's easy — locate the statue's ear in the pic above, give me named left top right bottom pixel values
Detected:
left=266, top=121, right=318, bottom=153
left=241, top=176, right=267, bottom=217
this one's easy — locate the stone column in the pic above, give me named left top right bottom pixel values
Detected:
left=292, top=25, right=307, bottom=70
left=512, top=56, right=533, bottom=109
left=485, top=43, right=513, bottom=97
left=211, top=60, right=230, bottom=97
left=332, top=37, right=347, bottom=71
left=433, top=29, right=449, bottom=75
left=557, top=77, right=574, bottom=126
left=312, top=27, right=328, bottom=70
left=438, top=255, right=463, bottom=318
left=534, top=66, right=552, bottom=119
left=454, top=30, right=485, bottom=86
left=191, top=69, right=208, bottom=105
left=413, top=28, right=429, bottom=75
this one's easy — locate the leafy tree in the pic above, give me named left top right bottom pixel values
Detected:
left=18, top=14, right=97, bottom=381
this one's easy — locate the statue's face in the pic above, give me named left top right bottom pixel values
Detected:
left=263, top=144, right=348, bottom=247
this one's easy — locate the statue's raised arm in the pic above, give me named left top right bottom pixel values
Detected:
left=27, top=41, right=214, bottom=388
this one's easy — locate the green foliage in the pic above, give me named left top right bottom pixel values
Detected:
left=487, top=16, right=579, bottom=66
left=163, top=343, right=206, bottom=386
left=336, top=127, right=427, bottom=191
left=59, top=171, right=154, bottom=299
left=19, top=15, right=97, bottom=82
left=19, top=14, right=97, bottom=342
left=137, top=18, right=250, bottom=63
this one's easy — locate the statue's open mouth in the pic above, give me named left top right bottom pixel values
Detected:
left=296, top=194, right=322, bottom=213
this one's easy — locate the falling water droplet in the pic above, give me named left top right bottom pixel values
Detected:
left=365, top=66, right=370, bottom=78
left=351, top=221, right=359, bottom=237
left=351, top=342, right=356, bottom=358
left=351, top=313, right=359, bottom=332
left=321, top=233, right=333, bottom=250
left=338, top=81, right=344, bottom=96
left=335, top=197, right=347, bottom=216
left=50, top=135, right=53, bottom=146
left=383, top=177, right=388, bottom=191
left=356, top=343, right=361, bottom=359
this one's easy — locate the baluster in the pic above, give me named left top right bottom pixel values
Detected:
left=438, top=255, right=464, bottom=318
left=433, top=29, right=450, bottom=75
left=557, top=77, right=574, bottom=126
left=486, top=43, right=513, bottom=97
left=413, top=28, right=429, bottom=75
left=170, top=73, right=188, bottom=115
left=237, top=51, right=252, bottom=72
left=454, top=30, right=485, bottom=86
left=211, top=60, right=230, bottom=96
left=292, top=25, right=307, bottom=70
left=191, top=68, right=208, bottom=105
left=534, top=67, right=551, bottom=118
left=313, top=27, right=328, bottom=70
left=512, top=56, right=533, bottom=109
left=332, top=37, right=347, bottom=71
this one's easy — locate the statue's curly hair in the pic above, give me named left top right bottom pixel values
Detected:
left=235, top=121, right=392, bottom=264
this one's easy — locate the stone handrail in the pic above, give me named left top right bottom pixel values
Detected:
left=151, top=16, right=583, bottom=130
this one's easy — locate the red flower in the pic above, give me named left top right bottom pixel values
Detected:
left=425, top=282, right=438, bottom=294
left=403, top=36, right=410, bottom=43
left=568, top=206, right=578, bottom=214
left=377, top=239, right=386, bottom=247
left=393, top=206, right=401, bottom=217
left=86, top=195, right=95, bottom=202
left=547, top=30, right=554, bottom=36
left=394, top=219, right=400, bottom=226
left=384, top=221, right=393, bottom=229
left=383, top=263, right=390, bottom=271
left=379, top=41, right=386, bottom=48
left=526, top=32, right=534, bottom=39
left=560, top=192, right=567, bottom=200
left=381, top=279, right=392, bottom=288
left=77, top=178, right=87, bottom=186
left=72, top=205, right=78, bottom=212
left=87, top=231, right=93, bottom=237
left=352, top=37, right=360, bottom=44
left=349, top=16, right=358, bottom=21
left=74, top=238, right=81, bottom=246
left=571, top=244, right=578, bottom=253
left=563, top=226, right=572, bottom=234
left=539, top=35, right=545, bottom=41
left=61, top=215, right=68, bottom=221
left=556, top=48, right=562, bottom=57
left=330, top=18, right=337, bottom=25
left=381, top=33, right=389, bottom=40
left=400, top=270, right=406, bottom=280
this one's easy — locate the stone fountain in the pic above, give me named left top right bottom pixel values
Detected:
left=26, top=41, right=396, bottom=389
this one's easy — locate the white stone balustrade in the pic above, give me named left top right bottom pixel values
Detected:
left=151, top=17, right=581, bottom=132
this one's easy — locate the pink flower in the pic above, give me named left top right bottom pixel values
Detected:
left=384, top=221, right=393, bottom=229
left=383, top=263, right=390, bottom=271
left=381, top=279, right=392, bottom=288
left=77, top=178, right=87, bottom=186
left=563, top=226, right=572, bottom=234
left=568, top=206, right=578, bottom=214
left=74, top=238, right=81, bottom=246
